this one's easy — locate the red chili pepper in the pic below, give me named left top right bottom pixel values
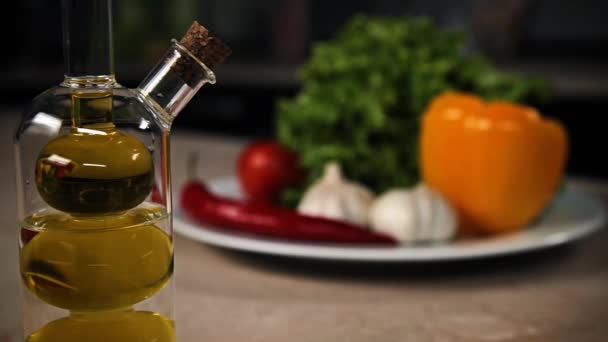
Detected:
left=180, top=181, right=396, bottom=245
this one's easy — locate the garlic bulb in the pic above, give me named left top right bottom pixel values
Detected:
left=369, top=184, right=456, bottom=243
left=297, top=162, right=374, bottom=226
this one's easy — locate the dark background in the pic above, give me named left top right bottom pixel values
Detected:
left=1, top=0, right=607, bottom=178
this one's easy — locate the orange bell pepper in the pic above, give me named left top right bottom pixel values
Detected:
left=420, top=91, right=568, bottom=235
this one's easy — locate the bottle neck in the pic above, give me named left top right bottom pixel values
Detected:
left=136, top=40, right=216, bottom=127
left=61, top=0, right=115, bottom=87
left=70, top=90, right=114, bottom=129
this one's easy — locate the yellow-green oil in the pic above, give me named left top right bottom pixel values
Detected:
left=20, top=207, right=173, bottom=311
left=35, top=91, right=153, bottom=214
left=24, top=90, right=173, bottom=341
left=26, top=309, right=175, bottom=342
left=36, top=127, right=154, bottom=213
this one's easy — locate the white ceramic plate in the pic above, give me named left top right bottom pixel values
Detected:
left=174, top=177, right=606, bottom=262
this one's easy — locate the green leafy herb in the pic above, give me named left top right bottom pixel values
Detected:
left=276, top=15, right=549, bottom=205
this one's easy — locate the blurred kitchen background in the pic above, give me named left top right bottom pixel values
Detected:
left=0, top=0, right=606, bottom=178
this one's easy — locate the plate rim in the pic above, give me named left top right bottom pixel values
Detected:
left=174, top=177, right=607, bottom=262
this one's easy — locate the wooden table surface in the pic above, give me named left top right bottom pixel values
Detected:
left=1, top=113, right=607, bottom=342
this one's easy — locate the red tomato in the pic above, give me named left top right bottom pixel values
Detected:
left=237, top=141, right=303, bottom=202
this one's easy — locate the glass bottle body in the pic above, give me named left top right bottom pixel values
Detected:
left=16, top=1, right=217, bottom=339
left=15, top=85, right=176, bottom=342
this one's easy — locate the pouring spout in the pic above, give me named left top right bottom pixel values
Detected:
left=135, top=22, right=230, bottom=129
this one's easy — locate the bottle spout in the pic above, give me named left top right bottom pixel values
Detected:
left=136, top=22, right=230, bottom=128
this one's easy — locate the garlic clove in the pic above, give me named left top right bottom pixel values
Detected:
left=369, top=184, right=457, bottom=244
left=431, top=191, right=457, bottom=241
left=369, top=190, right=417, bottom=242
left=297, top=161, right=374, bottom=226
left=413, top=185, right=432, bottom=240
left=341, top=189, right=374, bottom=226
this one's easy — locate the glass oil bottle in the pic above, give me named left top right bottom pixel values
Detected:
left=14, top=1, right=230, bottom=341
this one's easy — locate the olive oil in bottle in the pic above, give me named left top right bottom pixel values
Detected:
left=20, top=207, right=173, bottom=311
left=36, top=91, right=153, bottom=214
left=15, top=0, right=229, bottom=340
left=25, top=310, right=175, bottom=342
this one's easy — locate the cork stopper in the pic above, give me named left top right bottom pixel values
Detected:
left=179, top=21, right=231, bottom=70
